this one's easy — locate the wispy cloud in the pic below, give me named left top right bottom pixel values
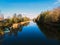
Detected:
left=54, top=0, right=60, bottom=4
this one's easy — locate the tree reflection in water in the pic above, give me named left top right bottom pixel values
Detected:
left=8, top=25, right=23, bottom=37
left=37, top=23, right=60, bottom=40
left=0, top=22, right=30, bottom=41
left=0, top=27, right=5, bottom=45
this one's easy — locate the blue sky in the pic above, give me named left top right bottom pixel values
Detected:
left=0, top=0, right=60, bottom=19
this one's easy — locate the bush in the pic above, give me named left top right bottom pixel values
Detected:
left=35, top=7, right=60, bottom=23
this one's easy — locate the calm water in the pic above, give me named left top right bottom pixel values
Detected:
left=0, top=21, right=60, bottom=45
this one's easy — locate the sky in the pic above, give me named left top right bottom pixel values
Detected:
left=0, top=0, right=60, bottom=19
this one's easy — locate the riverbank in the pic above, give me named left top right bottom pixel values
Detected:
left=11, top=21, right=30, bottom=29
left=34, top=7, right=60, bottom=40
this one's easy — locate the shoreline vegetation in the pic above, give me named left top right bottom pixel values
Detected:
left=34, top=7, right=60, bottom=39
left=0, top=13, right=30, bottom=27
left=34, top=7, right=60, bottom=24
left=0, top=7, right=60, bottom=40
left=0, top=13, right=30, bottom=35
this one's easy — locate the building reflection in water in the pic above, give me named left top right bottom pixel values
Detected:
left=37, top=23, right=60, bottom=40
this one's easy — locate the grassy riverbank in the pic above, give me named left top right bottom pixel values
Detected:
left=0, top=21, right=30, bottom=37
left=34, top=7, right=60, bottom=26
left=0, top=14, right=31, bottom=33
left=34, top=7, right=60, bottom=39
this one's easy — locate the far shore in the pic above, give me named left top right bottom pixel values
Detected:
left=11, top=21, right=30, bottom=29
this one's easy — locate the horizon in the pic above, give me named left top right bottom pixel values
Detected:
left=0, top=0, right=60, bottom=19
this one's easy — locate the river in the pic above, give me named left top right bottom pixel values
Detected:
left=0, top=21, right=60, bottom=45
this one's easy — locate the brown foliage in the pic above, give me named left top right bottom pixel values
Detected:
left=36, top=7, right=60, bottom=23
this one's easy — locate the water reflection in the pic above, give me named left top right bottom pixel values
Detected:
left=0, top=21, right=60, bottom=45
left=8, top=25, right=23, bottom=36
left=37, top=23, right=60, bottom=40
left=0, top=22, right=30, bottom=40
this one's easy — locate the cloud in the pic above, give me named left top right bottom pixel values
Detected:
left=54, top=0, right=60, bottom=4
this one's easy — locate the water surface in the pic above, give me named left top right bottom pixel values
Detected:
left=0, top=21, right=60, bottom=45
